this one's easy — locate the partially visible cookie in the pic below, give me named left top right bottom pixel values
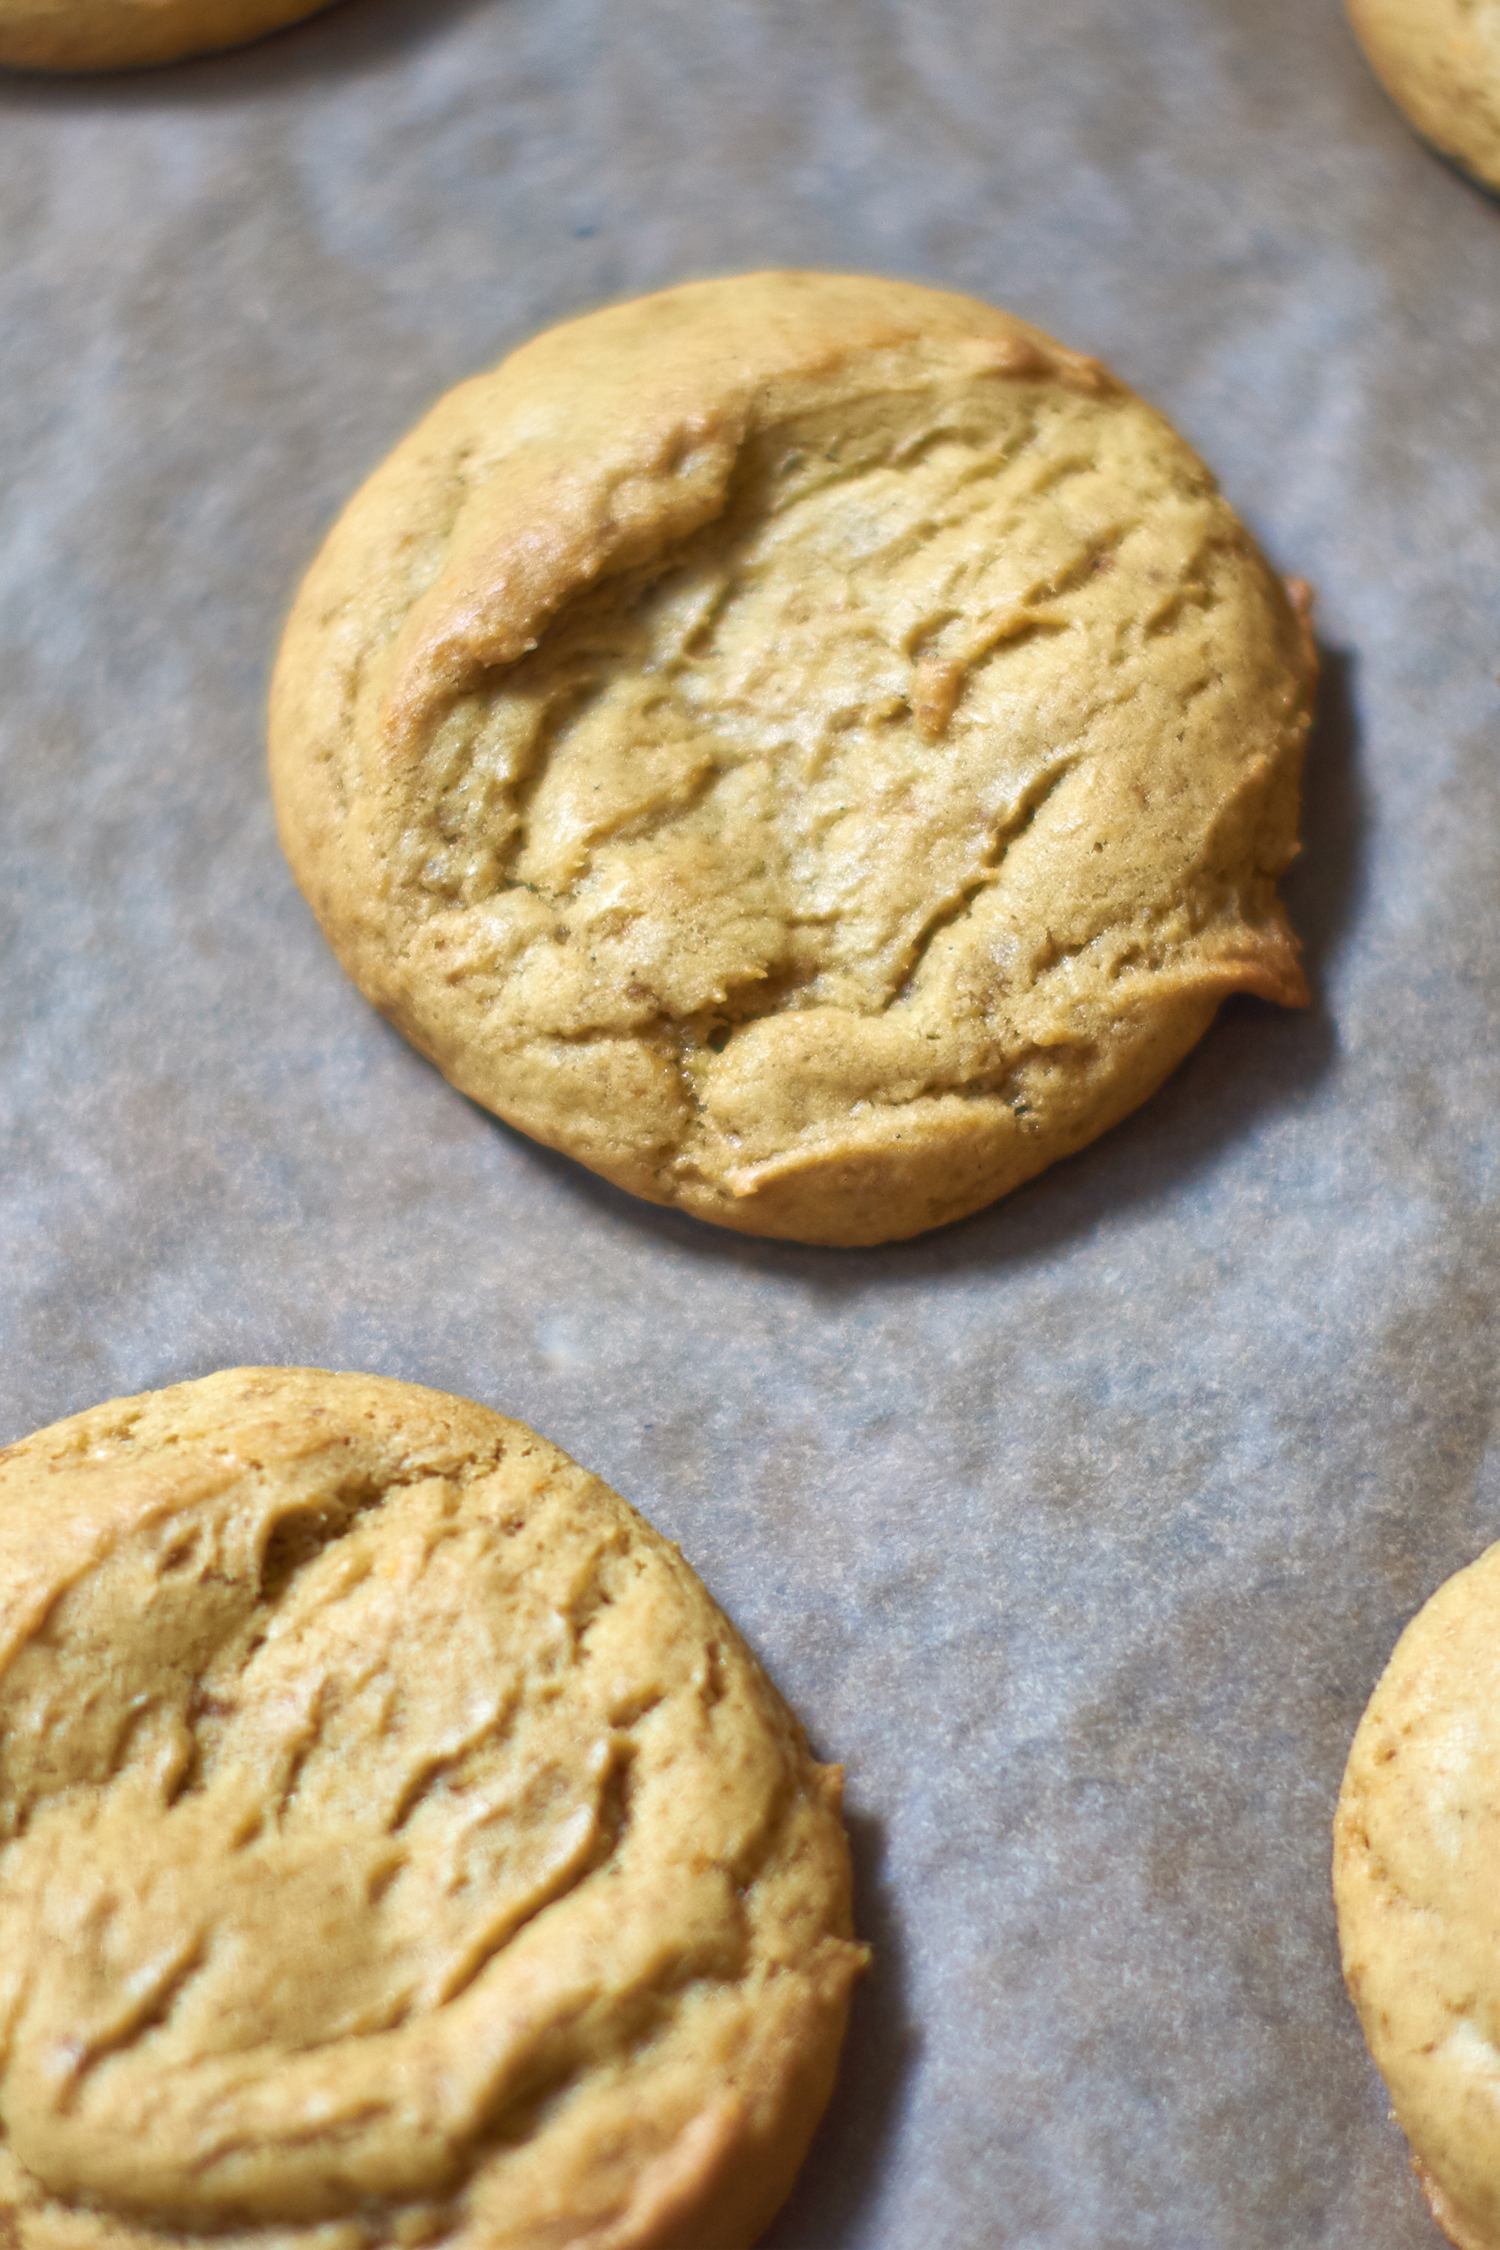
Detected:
left=271, top=271, right=1316, bottom=1246
left=1347, top=0, right=1500, bottom=190
left=0, top=1367, right=865, bottom=2250
left=1335, top=1540, right=1500, bottom=2250
left=0, top=0, right=336, bottom=70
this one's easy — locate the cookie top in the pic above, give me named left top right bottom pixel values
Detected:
left=271, top=272, right=1315, bottom=1247
left=1335, top=1540, right=1500, bottom=2250
left=1347, top=0, right=1500, bottom=189
left=0, top=0, right=334, bottom=70
left=0, top=1368, right=863, bottom=2250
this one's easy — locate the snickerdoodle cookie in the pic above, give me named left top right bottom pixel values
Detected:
left=1347, top=0, right=1500, bottom=189
left=1335, top=1540, right=1500, bottom=2250
left=271, top=272, right=1316, bottom=1246
left=0, top=0, right=335, bottom=70
left=0, top=1367, right=864, bottom=2250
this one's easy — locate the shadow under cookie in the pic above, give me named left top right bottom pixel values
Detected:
left=0, top=0, right=346, bottom=72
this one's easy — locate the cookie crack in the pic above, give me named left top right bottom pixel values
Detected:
left=884, top=753, right=1079, bottom=1008
left=54, top=1937, right=210, bottom=2110
left=253, top=1445, right=507, bottom=1609
left=387, top=1691, right=524, bottom=1836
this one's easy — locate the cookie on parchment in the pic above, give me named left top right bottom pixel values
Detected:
left=271, top=272, right=1316, bottom=1247
left=1347, top=0, right=1500, bottom=190
left=0, top=0, right=336, bottom=70
left=0, top=1367, right=864, bottom=2250
left=1335, top=1541, right=1500, bottom=2250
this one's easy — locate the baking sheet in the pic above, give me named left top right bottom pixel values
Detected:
left=3, top=0, right=1500, bottom=2241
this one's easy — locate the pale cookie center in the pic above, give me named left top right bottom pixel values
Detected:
left=398, top=380, right=1218, bottom=1049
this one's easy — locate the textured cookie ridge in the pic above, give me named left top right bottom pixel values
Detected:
left=0, top=1367, right=864, bottom=2250
left=1347, top=0, right=1500, bottom=189
left=271, top=271, right=1316, bottom=1245
left=1335, top=1539, right=1500, bottom=2250
left=0, top=0, right=336, bottom=71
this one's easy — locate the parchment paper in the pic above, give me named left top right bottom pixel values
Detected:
left=3, top=1, right=1499, bottom=2241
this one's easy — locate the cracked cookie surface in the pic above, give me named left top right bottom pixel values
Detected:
left=0, top=1367, right=864, bottom=2250
left=271, top=272, right=1316, bottom=1245
left=1335, top=1540, right=1500, bottom=2250
left=1346, top=0, right=1500, bottom=188
left=0, top=0, right=336, bottom=70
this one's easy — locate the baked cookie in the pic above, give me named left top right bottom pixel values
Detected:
left=0, top=0, right=336, bottom=70
left=0, top=1367, right=865, bottom=2250
left=1335, top=1540, right=1500, bottom=2250
left=1347, top=0, right=1500, bottom=190
left=271, top=272, right=1316, bottom=1247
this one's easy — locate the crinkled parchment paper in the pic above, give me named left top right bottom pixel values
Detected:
left=3, top=1, right=1500, bottom=2242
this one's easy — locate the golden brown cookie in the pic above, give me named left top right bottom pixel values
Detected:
left=1335, top=1540, right=1500, bottom=2250
left=1346, top=0, right=1500, bottom=190
left=271, top=272, right=1316, bottom=1247
left=0, top=0, right=335, bottom=70
left=0, top=1367, right=865, bottom=2250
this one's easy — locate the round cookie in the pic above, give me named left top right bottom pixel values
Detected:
left=0, top=0, right=336, bottom=71
left=271, top=271, right=1316, bottom=1247
left=1346, top=0, right=1500, bottom=190
left=0, top=1367, right=865, bottom=2250
left=1335, top=1540, right=1500, bottom=2250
